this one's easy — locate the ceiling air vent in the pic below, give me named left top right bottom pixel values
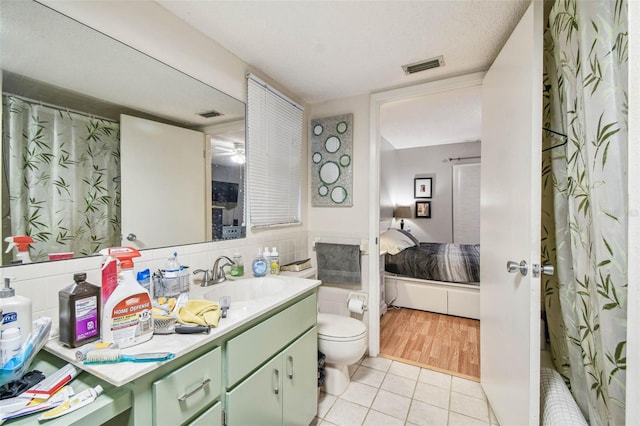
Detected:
left=402, top=56, right=445, bottom=75
left=198, top=109, right=222, bottom=118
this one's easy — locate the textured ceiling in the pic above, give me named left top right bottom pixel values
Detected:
left=157, top=0, right=530, bottom=105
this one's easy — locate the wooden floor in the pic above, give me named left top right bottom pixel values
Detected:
left=380, top=307, right=480, bottom=380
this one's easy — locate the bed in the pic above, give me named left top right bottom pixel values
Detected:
left=381, top=228, right=480, bottom=320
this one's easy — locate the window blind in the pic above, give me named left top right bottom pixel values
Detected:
left=247, top=74, right=303, bottom=227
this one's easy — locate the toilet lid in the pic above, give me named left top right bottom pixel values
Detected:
left=317, top=313, right=367, bottom=341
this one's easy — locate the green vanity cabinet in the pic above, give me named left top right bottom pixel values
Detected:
left=224, top=293, right=318, bottom=425
left=226, top=327, right=317, bottom=426
left=152, top=347, right=222, bottom=425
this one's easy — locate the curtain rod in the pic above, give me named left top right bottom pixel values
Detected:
left=447, top=155, right=481, bottom=162
left=2, top=92, right=117, bottom=123
left=246, top=73, right=304, bottom=112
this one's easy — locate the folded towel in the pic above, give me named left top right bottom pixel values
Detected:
left=316, top=243, right=361, bottom=285
left=177, top=300, right=221, bottom=328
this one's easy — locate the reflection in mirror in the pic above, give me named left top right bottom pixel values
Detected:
left=0, top=1, right=246, bottom=266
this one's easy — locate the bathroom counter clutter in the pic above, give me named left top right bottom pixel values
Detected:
left=44, top=275, right=320, bottom=387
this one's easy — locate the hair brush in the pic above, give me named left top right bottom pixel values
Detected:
left=84, top=349, right=175, bottom=365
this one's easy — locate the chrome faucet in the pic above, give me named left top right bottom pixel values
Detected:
left=193, top=256, right=235, bottom=287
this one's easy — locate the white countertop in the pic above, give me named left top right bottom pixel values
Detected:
left=45, top=275, right=320, bottom=387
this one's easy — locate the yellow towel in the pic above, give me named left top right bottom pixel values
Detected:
left=177, top=300, right=221, bottom=328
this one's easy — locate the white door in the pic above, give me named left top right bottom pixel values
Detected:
left=480, top=1, right=543, bottom=425
left=120, top=114, right=207, bottom=249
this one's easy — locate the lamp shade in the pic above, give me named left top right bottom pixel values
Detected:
left=394, top=205, right=412, bottom=219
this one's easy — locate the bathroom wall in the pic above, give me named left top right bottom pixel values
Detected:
left=3, top=1, right=311, bottom=332
left=384, top=141, right=481, bottom=243
left=308, top=95, right=372, bottom=321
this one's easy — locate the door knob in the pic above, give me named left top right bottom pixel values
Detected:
left=533, top=263, right=554, bottom=277
left=506, top=260, right=528, bottom=276
left=126, top=233, right=137, bottom=241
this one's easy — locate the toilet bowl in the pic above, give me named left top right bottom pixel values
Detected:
left=317, top=313, right=367, bottom=395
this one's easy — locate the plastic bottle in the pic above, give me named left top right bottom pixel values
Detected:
left=0, top=328, right=21, bottom=365
left=164, top=254, right=180, bottom=279
left=0, top=277, right=31, bottom=346
left=4, top=236, right=33, bottom=264
left=231, top=253, right=244, bottom=277
left=252, top=249, right=268, bottom=277
left=263, top=247, right=271, bottom=269
left=101, top=247, right=153, bottom=348
left=270, top=247, right=280, bottom=275
left=58, top=272, right=101, bottom=348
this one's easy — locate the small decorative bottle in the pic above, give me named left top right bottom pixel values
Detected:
left=252, top=249, right=268, bottom=277
left=270, top=247, right=280, bottom=275
left=231, top=253, right=244, bottom=277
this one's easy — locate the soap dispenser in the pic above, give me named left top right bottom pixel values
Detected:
left=0, top=277, right=32, bottom=346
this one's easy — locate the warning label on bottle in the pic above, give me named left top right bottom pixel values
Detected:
left=108, top=293, right=153, bottom=347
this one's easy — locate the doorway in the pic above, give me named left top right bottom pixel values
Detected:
left=368, top=73, right=485, bottom=370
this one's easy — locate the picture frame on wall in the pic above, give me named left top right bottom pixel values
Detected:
left=416, top=201, right=431, bottom=218
left=414, top=177, right=432, bottom=198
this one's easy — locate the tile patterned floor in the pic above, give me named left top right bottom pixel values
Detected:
left=312, top=356, right=499, bottom=426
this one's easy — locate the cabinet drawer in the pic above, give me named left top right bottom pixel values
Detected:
left=152, top=347, right=221, bottom=425
left=188, top=401, right=222, bottom=426
left=227, top=293, right=317, bottom=387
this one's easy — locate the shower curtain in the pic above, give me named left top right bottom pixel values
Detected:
left=2, top=95, right=121, bottom=262
left=541, top=1, right=627, bottom=425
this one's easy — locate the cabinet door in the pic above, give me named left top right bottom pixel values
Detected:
left=226, top=356, right=282, bottom=426
left=283, top=327, right=318, bottom=426
left=188, top=401, right=222, bottom=426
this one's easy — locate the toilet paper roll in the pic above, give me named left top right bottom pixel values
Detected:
left=347, top=298, right=365, bottom=314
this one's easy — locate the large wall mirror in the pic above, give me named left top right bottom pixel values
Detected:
left=0, top=1, right=246, bottom=266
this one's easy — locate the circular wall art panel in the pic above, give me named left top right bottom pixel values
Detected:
left=319, top=161, right=340, bottom=185
left=325, top=136, right=341, bottom=153
left=310, top=113, right=353, bottom=206
left=330, top=186, right=347, bottom=204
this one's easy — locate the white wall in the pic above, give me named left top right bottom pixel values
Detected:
left=379, top=137, right=396, bottom=221
left=384, top=141, right=480, bottom=243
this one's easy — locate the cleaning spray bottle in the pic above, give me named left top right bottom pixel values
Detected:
left=100, top=247, right=154, bottom=348
left=4, top=236, right=34, bottom=265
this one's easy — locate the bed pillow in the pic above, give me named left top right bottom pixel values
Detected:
left=395, top=228, right=420, bottom=246
left=380, top=228, right=417, bottom=255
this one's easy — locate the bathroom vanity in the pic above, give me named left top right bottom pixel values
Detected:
left=8, top=276, right=320, bottom=426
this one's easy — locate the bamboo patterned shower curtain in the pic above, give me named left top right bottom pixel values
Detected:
left=2, top=95, right=121, bottom=261
left=541, top=1, right=627, bottom=424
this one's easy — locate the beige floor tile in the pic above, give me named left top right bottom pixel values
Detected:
left=318, top=391, right=338, bottom=418
left=352, top=365, right=386, bottom=388
left=412, top=381, right=450, bottom=409
left=448, top=412, right=491, bottom=426
left=451, top=376, right=486, bottom=400
left=418, top=368, right=452, bottom=389
left=450, top=391, right=490, bottom=422
left=360, top=356, right=392, bottom=372
left=380, top=373, right=417, bottom=397
left=340, top=381, right=378, bottom=408
left=406, top=400, right=449, bottom=426
left=371, top=389, right=411, bottom=420
left=324, top=399, right=368, bottom=426
left=362, top=409, right=405, bottom=426
left=388, top=361, right=421, bottom=380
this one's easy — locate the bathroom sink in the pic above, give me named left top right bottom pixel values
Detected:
left=202, top=277, right=287, bottom=303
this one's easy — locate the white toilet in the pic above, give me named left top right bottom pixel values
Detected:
left=317, top=313, right=368, bottom=395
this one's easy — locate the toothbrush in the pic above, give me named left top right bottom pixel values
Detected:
left=84, top=349, right=175, bottom=365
